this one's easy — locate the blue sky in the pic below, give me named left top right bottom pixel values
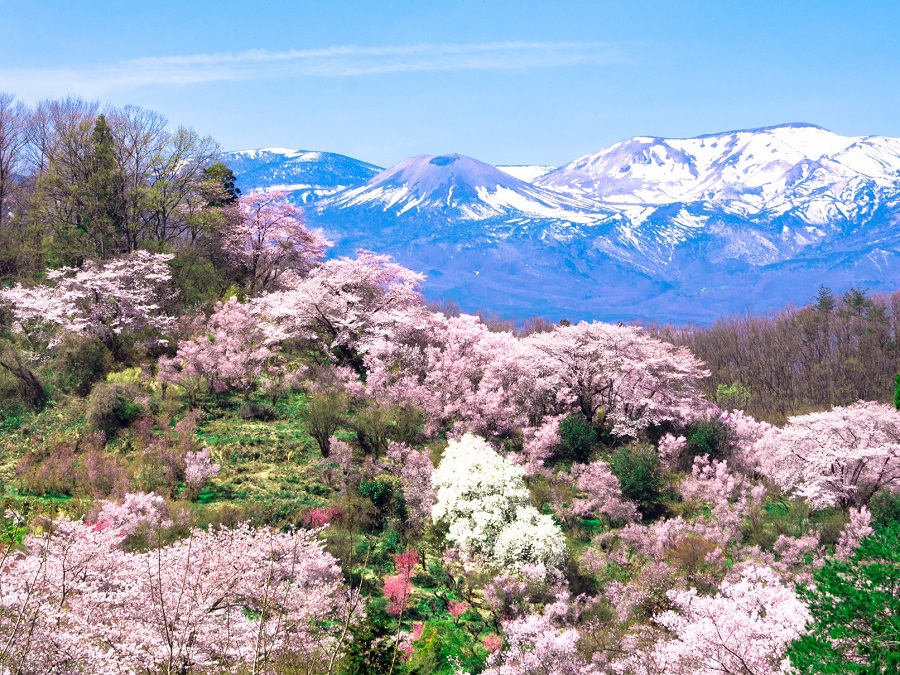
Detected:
left=0, top=0, right=897, bottom=167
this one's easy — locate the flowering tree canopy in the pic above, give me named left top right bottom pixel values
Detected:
left=521, top=322, right=710, bottom=438
left=754, top=401, right=900, bottom=508
left=258, top=251, right=425, bottom=367
left=0, top=250, right=174, bottom=353
left=432, top=434, right=566, bottom=571
left=0, top=518, right=347, bottom=674
left=158, top=297, right=274, bottom=397
left=623, top=565, right=810, bottom=675
left=226, top=191, right=330, bottom=293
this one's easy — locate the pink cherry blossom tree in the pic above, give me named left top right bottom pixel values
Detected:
left=571, top=459, right=641, bottom=524
left=0, top=518, right=348, bottom=674
left=618, top=565, right=810, bottom=675
left=521, top=322, right=710, bottom=439
left=365, top=312, right=533, bottom=440
left=753, top=401, right=900, bottom=508
left=226, top=190, right=331, bottom=293
left=257, top=251, right=425, bottom=368
left=158, top=296, right=274, bottom=399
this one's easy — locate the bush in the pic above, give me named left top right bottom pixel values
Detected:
left=360, top=475, right=407, bottom=528
left=608, top=444, right=665, bottom=517
left=50, top=335, right=112, bottom=396
left=355, top=402, right=392, bottom=459
left=685, top=416, right=731, bottom=464
left=238, top=402, right=276, bottom=421
left=870, top=490, right=900, bottom=530
left=87, top=382, right=145, bottom=436
left=305, top=391, right=347, bottom=457
left=558, top=413, right=596, bottom=462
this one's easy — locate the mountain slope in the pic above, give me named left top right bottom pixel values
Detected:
left=230, top=126, right=900, bottom=323
left=221, top=148, right=382, bottom=203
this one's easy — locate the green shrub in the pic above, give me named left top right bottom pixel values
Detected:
left=870, top=490, right=900, bottom=530
left=355, top=402, right=392, bottom=458
left=686, top=417, right=731, bottom=463
left=558, top=413, right=596, bottom=462
left=238, top=402, right=276, bottom=421
left=407, top=619, right=485, bottom=675
left=50, top=335, right=113, bottom=396
left=305, top=391, right=347, bottom=457
left=360, top=475, right=407, bottom=528
left=390, top=405, right=425, bottom=446
left=87, top=382, right=145, bottom=436
left=608, top=444, right=664, bottom=517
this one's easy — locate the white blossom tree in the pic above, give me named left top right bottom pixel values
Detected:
left=432, top=434, right=566, bottom=571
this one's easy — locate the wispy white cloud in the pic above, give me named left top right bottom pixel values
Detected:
left=0, top=41, right=624, bottom=99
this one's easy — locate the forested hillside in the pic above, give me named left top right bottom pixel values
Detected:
left=1, top=95, right=898, bottom=675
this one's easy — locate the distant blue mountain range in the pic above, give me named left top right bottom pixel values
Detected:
left=222, top=124, right=900, bottom=323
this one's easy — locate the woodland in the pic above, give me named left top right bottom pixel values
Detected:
left=0, top=94, right=898, bottom=674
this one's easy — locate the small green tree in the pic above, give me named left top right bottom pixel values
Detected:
left=339, top=601, right=408, bottom=675
left=787, top=523, right=900, bottom=674
left=608, top=444, right=664, bottom=517
left=558, top=413, right=596, bottom=462
left=894, top=373, right=900, bottom=411
left=305, top=390, right=348, bottom=457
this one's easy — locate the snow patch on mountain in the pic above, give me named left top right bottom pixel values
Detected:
left=496, top=165, right=556, bottom=183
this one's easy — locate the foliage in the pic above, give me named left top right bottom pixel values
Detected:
left=49, top=335, right=113, bottom=396
left=558, top=413, right=596, bottom=462
left=86, top=381, right=145, bottom=435
left=787, top=524, right=900, bottom=674
left=608, top=444, right=665, bottom=517
left=305, top=390, right=348, bottom=457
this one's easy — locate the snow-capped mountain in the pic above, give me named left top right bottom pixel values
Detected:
left=319, top=153, right=603, bottom=222
left=229, top=125, right=900, bottom=323
left=221, top=148, right=381, bottom=203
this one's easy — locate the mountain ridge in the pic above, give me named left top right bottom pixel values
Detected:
left=226, top=124, right=900, bottom=323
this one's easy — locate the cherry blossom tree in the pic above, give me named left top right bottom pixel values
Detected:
left=226, top=190, right=330, bottom=293
left=0, top=250, right=174, bottom=356
left=754, top=401, right=900, bottom=508
left=618, top=565, right=810, bottom=675
left=158, top=297, right=274, bottom=398
left=571, top=459, right=641, bottom=524
left=521, top=322, right=710, bottom=438
left=365, top=312, right=534, bottom=440
left=0, top=518, right=348, bottom=674
left=257, top=251, right=425, bottom=368
left=484, top=611, right=596, bottom=675
left=385, top=442, right=436, bottom=531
